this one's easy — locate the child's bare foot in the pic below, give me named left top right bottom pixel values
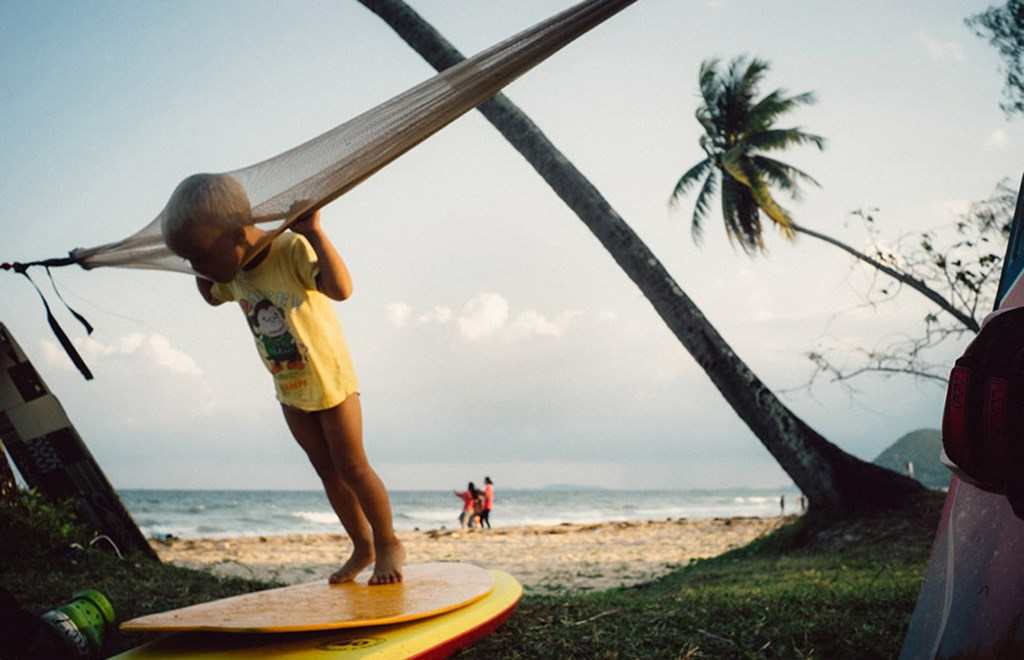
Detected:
left=369, top=540, right=406, bottom=585
left=328, top=546, right=374, bottom=584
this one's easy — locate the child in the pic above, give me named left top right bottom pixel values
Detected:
left=470, top=489, right=485, bottom=529
left=454, top=482, right=477, bottom=529
left=162, top=173, right=405, bottom=585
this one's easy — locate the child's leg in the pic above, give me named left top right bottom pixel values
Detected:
left=318, top=394, right=405, bottom=585
left=281, top=404, right=375, bottom=583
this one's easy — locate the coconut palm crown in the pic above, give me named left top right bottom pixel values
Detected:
left=670, top=56, right=825, bottom=253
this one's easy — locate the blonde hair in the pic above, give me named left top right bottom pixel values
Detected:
left=162, top=173, right=251, bottom=256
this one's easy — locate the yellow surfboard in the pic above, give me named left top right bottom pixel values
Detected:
left=121, top=563, right=495, bottom=634
left=114, top=569, right=521, bottom=659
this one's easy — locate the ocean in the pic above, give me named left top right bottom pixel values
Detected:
left=120, top=488, right=800, bottom=539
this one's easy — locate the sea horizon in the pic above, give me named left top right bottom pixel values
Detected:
left=119, top=486, right=804, bottom=540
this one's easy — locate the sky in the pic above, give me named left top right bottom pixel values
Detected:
left=1, top=0, right=1021, bottom=491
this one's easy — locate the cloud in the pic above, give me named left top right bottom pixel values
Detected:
left=417, top=306, right=453, bottom=325
left=390, top=294, right=581, bottom=341
left=385, top=302, right=413, bottom=328
left=915, top=30, right=964, bottom=62
left=510, top=310, right=562, bottom=337
left=41, top=333, right=202, bottom=375
left=145, top=335, right=202, bottom=375
left=508, top=309, right=582, bottom=340
left=458, top=292, right=510, bottom=341
left=985, top=128, right=1009, bottom=150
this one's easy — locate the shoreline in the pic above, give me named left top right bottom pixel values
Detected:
left=152, top=515, right=793, bottom=593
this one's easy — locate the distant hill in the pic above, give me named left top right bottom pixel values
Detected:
left=873, top=428, right=949, bottom=490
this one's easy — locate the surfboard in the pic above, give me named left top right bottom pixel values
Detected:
left=900, top=175, right=1024, bottom=659
left=113, top=568, right=521, bottom=659
left=0, top=322, right=156, bottom=559
left=121, top=563, right=495, bottom=634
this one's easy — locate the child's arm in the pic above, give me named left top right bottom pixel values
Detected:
left=290, top=210, right=353, bottom=301
left=195, top=277, right=224, bottom=306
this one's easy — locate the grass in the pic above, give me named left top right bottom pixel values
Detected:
left=1, top=491, right=277, bottom=657
left=460, top=491, right=944, bottom=659
left=1, top=489, right=944, bottom=659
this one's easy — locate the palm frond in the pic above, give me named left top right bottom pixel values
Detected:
left=744, top=128, right=825, bottom=152
left=669, top=158, right=712, bottom=206
left=695, top=110, right=718, bottom=145
left=752, top=155, right=822, bottom=201
left=740, top=160, right=794, bottom=240
left=720, top=147, right=752, bottom=186
left=698, top=59, right=722, bottom=112
left=745, top=90, right=817, bottom=132
left=724, top=172, right=765, bottom=254
left=691, top=168, right=719, bottom=244
left=737, top=57, right=771, bottom=103
left=719, top=169, right=764, bottom=253
left=720, top=172, right=743, bottom=249
left=734, top=181, right=765, bottom=253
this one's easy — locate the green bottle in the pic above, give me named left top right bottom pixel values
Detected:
left=36, top=589, right=116, bottom=658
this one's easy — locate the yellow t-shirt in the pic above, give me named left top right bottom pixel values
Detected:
left=210, top=233, right=359, bottom=411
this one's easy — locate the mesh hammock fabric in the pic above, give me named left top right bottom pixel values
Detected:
left=3, top=0, right=636, bottom=380
left=65, top=0, right=636, bottom=275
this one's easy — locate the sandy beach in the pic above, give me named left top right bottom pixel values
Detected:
left=152, top=516, right=790, bottom=594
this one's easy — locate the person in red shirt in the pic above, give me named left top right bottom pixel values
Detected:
left=453, top=482, right=477, bottom=528
left=481, top=476, right=494, bottom=529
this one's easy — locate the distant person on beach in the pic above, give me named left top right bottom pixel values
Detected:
left=480, top=476, right=494, bottom=529
left=780, top=495, right=786, bottom=516
left=799, top=495, right=807, bottom=513
left=165, top=175, right=403, bottom=585
left=454, top=482, right=478, bottom=528
left=469, top=490, right=485, bottom=528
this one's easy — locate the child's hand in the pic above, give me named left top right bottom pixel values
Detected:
left=290, top=209, right=322, bottom=236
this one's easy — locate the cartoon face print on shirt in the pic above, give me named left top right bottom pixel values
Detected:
left=247, top=299, right=306, bottom=374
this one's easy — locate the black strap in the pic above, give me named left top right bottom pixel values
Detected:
left=3, top=257, right=94, bottom=381
left=45, top=267, right=94, bottom=335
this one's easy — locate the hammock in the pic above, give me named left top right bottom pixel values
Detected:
left=70, top=0, right=635, bottom=274
left=2, top=0, right=636, bottom=379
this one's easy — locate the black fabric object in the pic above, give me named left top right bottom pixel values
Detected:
left=2, top=260, right=94, bottom=381
left=942, top=307, right=1024, bottom=516
left=0, top=587, right=42, bottom=658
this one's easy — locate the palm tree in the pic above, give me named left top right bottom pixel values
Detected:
left=356, top=0, right=922, bottom=515
left=673, top=56, right=981, bottom=332
left=671, top=57, right=823, bottom=252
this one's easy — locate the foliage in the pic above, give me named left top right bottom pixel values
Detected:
left=0, top=489, right=92, bottom=562
left=1, top=488, right=275, bottom=656
left=967, top=0, right=1024, bottom=117
left=801, top=180, right=1015, bottom=390
left=670, top=56, right=824, bottom=253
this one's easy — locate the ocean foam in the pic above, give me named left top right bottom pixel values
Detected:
left=292, top=511, right=338, bottom=525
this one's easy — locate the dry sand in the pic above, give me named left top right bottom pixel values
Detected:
left=152, top=516, right=790, bottom=594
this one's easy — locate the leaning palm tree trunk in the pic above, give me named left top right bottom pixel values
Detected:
left=357, top=0, right=921, bottom=514
left=791, top=223, right=980, bottom=333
